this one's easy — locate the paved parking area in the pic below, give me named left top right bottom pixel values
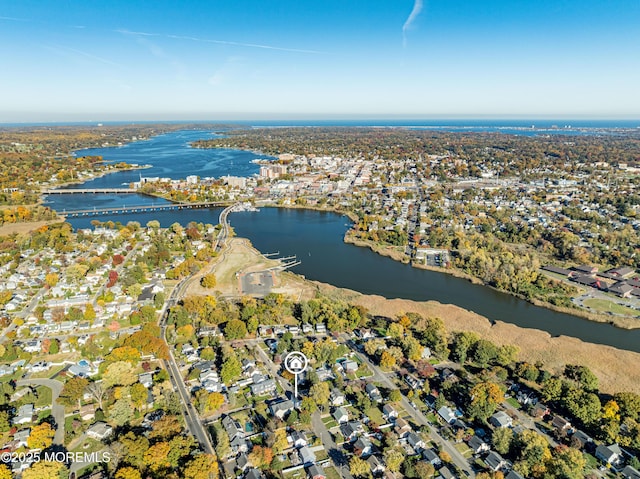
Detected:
left=240, top=270, right=275, bottom=296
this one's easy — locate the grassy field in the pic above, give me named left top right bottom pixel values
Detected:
left=365, top=406, right=385, bottom=426
left=35, top=385, right=53, bottom=408
left=583, top=298, right=640, bottom=317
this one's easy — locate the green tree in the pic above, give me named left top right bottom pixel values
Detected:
left=350, top=456, right=370, bottom=478
left=309, top=382, right=331, bottom=410
left=183, top=453, right=219, bottom=479
left=220, top=354, right=242, bottom=384
left=200, top=273, right=217, bottom=288
left=414, top=461, right=435, bottom=479
left=109, top=398, right=134, bottom=426
left=384, top=448, right=404, bottom=472
left=58, top=376, right=89, bottom=408
left=120, top=432, right=150, bottom=468
left=467, top=382, right=503, bottom=421
left=21, top=461, right=66, bottom=479
left=103, top=361, right=137, bottom=388
left=450, top=331, right=479, bottom=364
left=545, top=446, right=586, bottom=479
left=130, top=382, right=148, bottom=409
left=492, top=427, right=513, bottom=455
left=224, top=319, right=248, bottom=340
left=470, top=339, right=498, bottom=367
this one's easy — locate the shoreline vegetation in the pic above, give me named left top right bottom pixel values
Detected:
left=215, top=236, right=640, bottom=395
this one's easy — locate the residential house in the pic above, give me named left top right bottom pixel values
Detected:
left=354, top=436, right=373, bottom=457
left=341, top=421, right=364, bottom=442
left=438, top=406, right=456, bottom=425
left=222, top=415, right=248, bottom=453
left=13, top=429, right=30, bottom=448
left=86, top=422, right=113, bottom=440
left=291, top=430, right=308, bottom=448
left=299, top=446, right=316, bottom=465
left=236, top=453, right=251, bottom=472
left=489, top=411, right=513, bottom=429
left=551, top=416, right=573, bottom=437
left=251, top=379, right=277, bottom=396
left=485, top=451, right=507, bottom=472
left=12, top=404, right=34, bottom=425
left=422, top=448, right=442, bottom=467
left=246, top=468, right=266, bottom=479
left=404, top=374, right=422, bottom=390
left=316, top=366, right=334, bottom=382
left=139, top=372, right=153, bottom=388
left=530, top=403, right=549, bottom=420
left=439, top=467, right=456, bottom=479
left=505, top=471, right=525, bottom=479
left=394, top=417, right=411, bottom=438
left=343, top=360, right=358, bottom=374
left=382, top=404, right=398, bottom=421
left=330, top=388, right=345, bottom=406
left=622, top=466, right=640, bottom=479
left=595, top=444, right=623, bottom=468
left=365, top=383, right=383, bottom=403
left=315, top=323, right=326, bottom=334
left=367, top=455, right=386, bottom=475
left=333, top=407, right=349, bottom=424
left=302, top=323, right=313, bottom=334
left=269, top=399, right=294, bottom=420
left=468, top=435, right=490, bottom=455
left=308, top=464, right=326, bottom=479
left=79, top=404, right=97, bottom=422
left=570, top=430, right=593, bottom=451
left=407, top=432, right=425, bottom=451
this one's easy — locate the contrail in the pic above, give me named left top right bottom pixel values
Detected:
left=402, top=0, right=424, bottom=47
left=117, top=29, right=325, bottom=54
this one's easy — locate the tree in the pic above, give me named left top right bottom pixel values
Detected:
left=168, top=435, right=196, bottom=468
left=389, top=389, right=402, bottom=403
left=0, top=411, right=10, bottom=433
left=27, top=422, right=55, bottom=450
left=350, top=456, right=370, bottom=477
left=545, top=446, right=586, bottom=479
left=249, top=445, right=274, bottom=469
left=109, top=398, right=134, bottom=426
left=21, top=461, right=66, bottom=479
left=130, top=382, right=148, bottom=409
left=115, top=467, right=142, bottom=479
left=224, top=319, right=247, bottom=340
left=143, top=441, right=171, bottom=472
left=201, top=273, right=217, bottom=288
left=44, top=272, right=59, bottom=288
left=379, top=350, right=397, bottom=369
left=183, top=453, right=219, bottom=479
left=309, top=382, right=331, bottom=410
left=467, top=382, right=503, bottom=421
left=450, top=331, right=479, bottom=364
left=492, top=427, right=513, bottom=455
left=149, top=415, right=183, bottom=440
left=0, top=464, right=11, bottom=479
left=220, top=354, right=242, bottom=384
left=103, top=361, right=137, bottom=388
left=120, top=432, right=149, bottom=468
left=86, top=381, right=107, bottom=410
left=564, top=365, right=599, bottom=392
left=213, top=426, right=232, bottom=459
left=271, top=428, right=289, bottom=455
left=58, top=376, right=89, bottom=408
left=414, top=461, right=435, bottom=479
left=384, top=448, right=404, bottom=472
left=470, top=339, right=498, bottom=367
left=513, top=429, right=551, bottom=477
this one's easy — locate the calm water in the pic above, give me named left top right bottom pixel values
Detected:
left=68, top=130, right=266, bottom=189
left=45, top=129, right=640, bottom=353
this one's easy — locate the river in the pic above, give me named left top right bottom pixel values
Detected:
left=44, top=129, right=640, bottom=353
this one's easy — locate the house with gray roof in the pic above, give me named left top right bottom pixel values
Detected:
left=485, top=451, right=506, bottom=472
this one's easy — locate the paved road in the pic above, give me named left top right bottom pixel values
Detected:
left=347, top=338, right=475, bottom=478
left=16, top=378, right=65, bottom=445
left=312, top=411, right=355, bottom=479
left=157, top=204, right=236, bottom=455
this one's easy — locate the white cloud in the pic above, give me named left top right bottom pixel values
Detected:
left=402, top=0, right=424, bottom=47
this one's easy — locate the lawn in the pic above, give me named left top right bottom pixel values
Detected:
left=455, top=442, right=473, bottom=458
left=506, top=397, right=520, bottom=409
left=35, top=385, right=53, bottom=408
left=365, top=406, right=385, bottom=426
left=583, top=298, right=640, bottom=317
left=325, top=466, right=342, bottom=479
left=323, top=418, right=338, bottom=429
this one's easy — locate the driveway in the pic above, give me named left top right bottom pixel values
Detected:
left=16, top=378, right=65, bottom=445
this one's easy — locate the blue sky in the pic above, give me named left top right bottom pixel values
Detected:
left=1, top=0, right=639, bottom=121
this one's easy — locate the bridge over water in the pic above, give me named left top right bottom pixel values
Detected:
left=42, top=188, right=142, bottom=194
left=59, top=202, right=231, bottom=218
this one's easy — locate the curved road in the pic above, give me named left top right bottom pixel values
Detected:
left=16, top=378, right=65, bottom=445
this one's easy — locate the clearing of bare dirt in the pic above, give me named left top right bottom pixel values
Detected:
left=185, top=237, right=317, bottom=301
